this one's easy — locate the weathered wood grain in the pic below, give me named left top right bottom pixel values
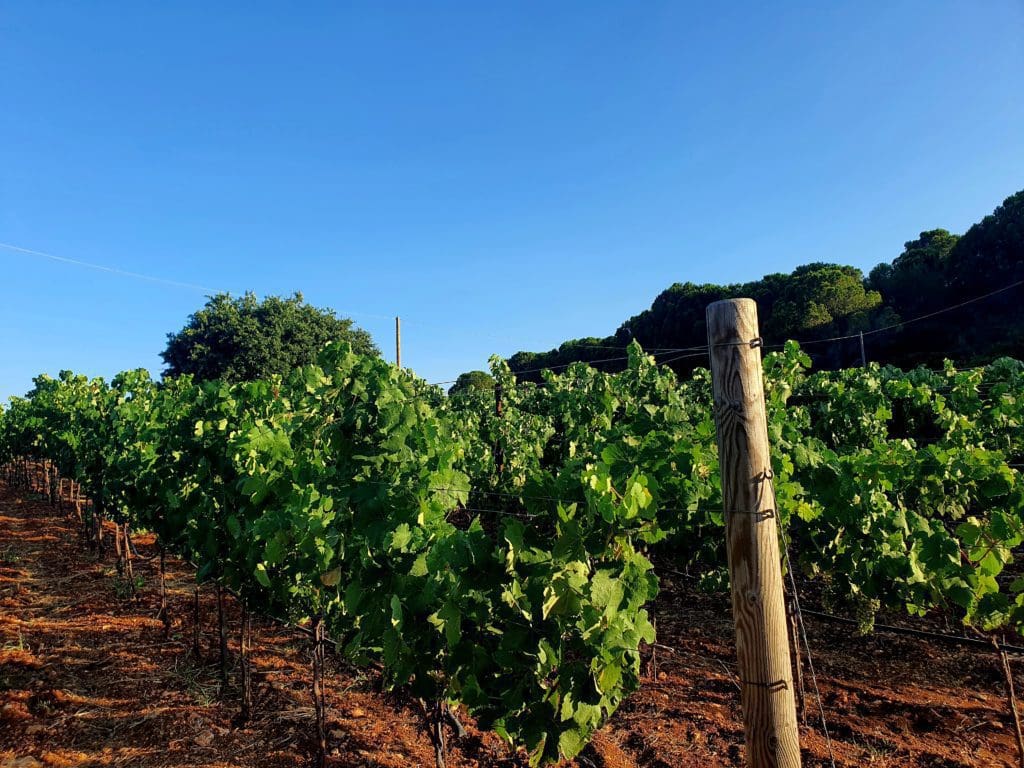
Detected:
left=707, top=298, right=802, bottom=768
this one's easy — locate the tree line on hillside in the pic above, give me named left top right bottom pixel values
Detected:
left=503, top=189, right=1024, bottom=384
left=84, top=189, right=1022, bottom=397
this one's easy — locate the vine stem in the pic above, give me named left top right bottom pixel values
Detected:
left=432, top=699, right=448, bottom=768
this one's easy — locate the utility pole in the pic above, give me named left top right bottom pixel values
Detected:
left=859, top=331, right=867, bottom=367
left=707, top=298, right=802, bottom=768
left=395, top=316, right=402, bottom=368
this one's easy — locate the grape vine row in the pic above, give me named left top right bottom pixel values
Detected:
left=1, top=341, right=1022, bottom=764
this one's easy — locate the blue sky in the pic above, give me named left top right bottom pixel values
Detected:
left=2, top=2, right=1023, bottom=400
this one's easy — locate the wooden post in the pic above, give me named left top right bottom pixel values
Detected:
left=217, top=583, right=229, bottom=688
left=239, top=602, right=253, bottom=723
left=123, top=525, right=136, bottom=598
left=707, top=298, right=801, bottom=768
left=859, top=331, right=867, bottom=367
left=193, top=585, right=202, bottom=658
left=312, top=614, right=327, bottom=768
left=998, top=643, right=1024, bottom=768
left=158, top=546, right=171, bottom=637
left=494, top=384, right=504, bottom=477
left=395, top=316, right=402, bottom=368
left=114, top=522, right=125, bottom=576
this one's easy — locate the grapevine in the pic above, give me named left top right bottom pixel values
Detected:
left=1, top=340, right=1022, bottom=764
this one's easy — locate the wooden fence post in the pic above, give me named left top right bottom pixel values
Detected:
left=707, top=298, right=802, bottom=768
left=494, top=384, right=504, bottom=477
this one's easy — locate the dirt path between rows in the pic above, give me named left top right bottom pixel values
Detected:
left=0, top=483, right=1019, bottom=767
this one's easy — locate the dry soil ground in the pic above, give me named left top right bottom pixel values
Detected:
left=0, top=483, right=1019, bottom=767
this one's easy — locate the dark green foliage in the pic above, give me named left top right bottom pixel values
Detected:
left=869, top=229, right=959, bottom=318
left=506, top=190, right=1024, bottom=379
left=161, top=292, right=379, bottom=382
left=942, top=191, right=1024, bottom=359
left=948, top=191, right=1024, bottom=297
left=510, top=264, right=884, bottom=379
left=448, top=370, right=496, bottom=396
left=865, top=192, right=1024, bottom=367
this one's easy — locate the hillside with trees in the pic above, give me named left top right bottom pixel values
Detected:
left=507, top=190, right=1024, bottom=379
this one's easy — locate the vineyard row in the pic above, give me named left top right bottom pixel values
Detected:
left=1, top=339, right=1023, bottom=765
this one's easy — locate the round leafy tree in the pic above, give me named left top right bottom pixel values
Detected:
left=161, top=292, right=379, bottom=382
left=448, top=370, right=495, bottom=396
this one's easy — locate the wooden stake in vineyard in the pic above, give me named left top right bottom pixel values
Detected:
left=493, top=383, right=504, bottom=477
left=217, top=583, right=229, bottom=689
left=193, top=585, right=202, bottom=658
left=157, top=545, right=171, bottom=637
left=707, top=298, right=802, bottom=768
left=311, top=613, right=327, bottom=768
left=239, top=602, right=253, bottom=723
left=997, top=640, right=1024, bottom=768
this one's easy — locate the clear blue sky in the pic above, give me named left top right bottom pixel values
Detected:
left=2, top=2, right=1023, bottom=401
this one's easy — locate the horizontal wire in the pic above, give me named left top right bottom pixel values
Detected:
left=503, top=349, right=685, bottom=378
left=495, top=281, right=1024, bottom=380
left=342, top=476, right=712, bottom=517
left=426, top=347, right=710, bottom=392
left=15, top=463, right=1024, bottom=657
left=513, top=342, right=701, bottom=354
left=651, top=565, right=1024, bottom=656
left=798, top=608, right=1024, bottom=655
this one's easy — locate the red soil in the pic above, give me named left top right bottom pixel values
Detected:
left=0, top=484, right=1019, bottom=767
